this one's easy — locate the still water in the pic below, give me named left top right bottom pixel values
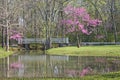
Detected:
left=0, top=51, right=120, bottom=78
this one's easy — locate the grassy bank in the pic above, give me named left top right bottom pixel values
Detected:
left=0, top=47, right=13, bottom=58
left=47, top=45, right=120, bottom=56
left=1, top=72, right=120, bottom=80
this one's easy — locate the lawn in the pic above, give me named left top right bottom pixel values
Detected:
left=47, top=45, right=120, bottom=56
left=1, top=71, right=120, bottom=80
left=0, top=47, right=13, bottom=58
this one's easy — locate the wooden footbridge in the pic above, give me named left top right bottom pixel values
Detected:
left=18, top=38, right=69, bottom=50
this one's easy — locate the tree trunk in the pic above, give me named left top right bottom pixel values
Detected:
left=110, top=0, right=117, bottom=42
left=6, top=26, right=9, bottom=51
left=5, top=0, right=9, bottom=51
left=2, top=26, right=4, bottom=48
left=76, top=33, right=80, bottom=48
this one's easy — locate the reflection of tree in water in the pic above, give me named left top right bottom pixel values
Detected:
left=64, top=66, right=93, bottom=77
left=2, top=55, right=120, bottom=77
left=0, top=58, right=7, bottom=77
left=64, top=56, right=120, bottom=77
left=84, top=57, right=120, bottom=74
left=54, top=65, right=59, bottom=76
left=80, top=66, right=93, bottom=77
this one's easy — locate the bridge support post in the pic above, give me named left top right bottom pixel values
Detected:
left=45, top=37, right=52, bottom=49
left=24, top=44, right=30, bottom=50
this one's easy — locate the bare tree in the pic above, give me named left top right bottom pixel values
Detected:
left=110, top=0, right=117, bottom=42
left=0, top=0, right=23, bottom=51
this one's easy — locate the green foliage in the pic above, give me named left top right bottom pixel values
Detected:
left=107, top=33, right=115, bottom=42
left=29, top=43, right=43, bottom=50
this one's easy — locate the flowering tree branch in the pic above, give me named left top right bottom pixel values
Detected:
left=61, top=5, right=102, bottom=47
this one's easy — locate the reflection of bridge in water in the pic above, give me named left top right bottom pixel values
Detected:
left=18, top=38, right=69, bottom=50
left=8, top=55, right=69, bottom=77
left=19, top=55, right=69, bottom=62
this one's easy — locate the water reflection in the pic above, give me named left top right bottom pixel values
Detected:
left=0, top=53, right=120, bottom=78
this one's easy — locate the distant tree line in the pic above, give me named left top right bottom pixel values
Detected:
left=0, top=0, right=120, bottom=51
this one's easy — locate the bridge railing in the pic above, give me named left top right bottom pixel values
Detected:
left=18, top=38, right=120, bottom=45
left=81, top=42, right=120, bottom=45
left=50, top=38, right=69, bottom=44
left=18, top=38, right=69, bottom=44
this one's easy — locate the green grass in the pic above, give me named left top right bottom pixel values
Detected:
left=0, top=47, right=13, bottom=58
left=1, top=72, right=120, bottom=80
left=47, top=45, right=120, bottom=56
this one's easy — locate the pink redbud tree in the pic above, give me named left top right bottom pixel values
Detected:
left=10, top=30, right=23, bottom=41
left=62, top=5, right=102, bottom=47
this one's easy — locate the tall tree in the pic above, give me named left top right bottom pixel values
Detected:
left=110, top=0, right=117, bottom=42
left=0, top=0, right=23, bottom=51
left=62, top=5, right=102, bottom=47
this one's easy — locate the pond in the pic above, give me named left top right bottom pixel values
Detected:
left=0, top=51, right=120, bottom=78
